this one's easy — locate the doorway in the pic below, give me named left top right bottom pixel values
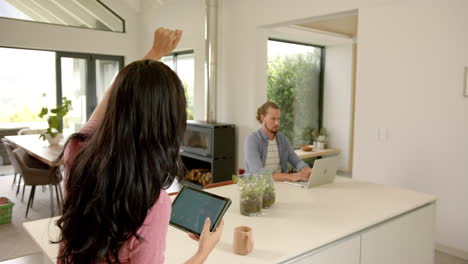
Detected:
left=264, top=10, right=358, bottom=176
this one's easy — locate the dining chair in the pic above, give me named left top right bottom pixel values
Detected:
left=1, top=139, right=22, bottom=193
left=13, top=148, right=63, bottom=218
left=17, top=128, right=50, bottom=193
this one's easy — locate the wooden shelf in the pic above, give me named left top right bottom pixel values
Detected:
left=295, top=148, right=340, bottom=159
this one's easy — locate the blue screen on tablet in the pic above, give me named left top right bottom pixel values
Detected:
left=170, top=187, right=230, bottom=235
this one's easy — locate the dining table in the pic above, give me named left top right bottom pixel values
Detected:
left=4, top=134, right=64, bottom=167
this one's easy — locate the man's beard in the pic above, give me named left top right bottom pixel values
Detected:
left=265, top=126, right=279, bottom=135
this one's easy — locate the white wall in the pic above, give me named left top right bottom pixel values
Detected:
left=217, top=1, right=362, bottom=172
left=139, top=0, right=206, bottom=120
left=354, top=0, right=468, bottom=257
left=323, top=44, right=353, bottom=173
left=0, top=0, right=140, bottom=62
left=215, top=0, right=468, bottom=257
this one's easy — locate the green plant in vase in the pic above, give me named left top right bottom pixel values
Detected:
left=312, top=128, right=328, bottom=149
left=301, top=127, right=315, bottom=145
left=261, top=171, right=276, bottom=209
left=234, top=174, right=265, bottom=216
left=311, top=129, right=320, bottom=142
left=38, top=97, right=72, bottom=145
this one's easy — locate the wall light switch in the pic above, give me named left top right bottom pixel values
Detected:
left=377, top=128, right=383, bottom=141
left=377, top=128, right=389, bottom=141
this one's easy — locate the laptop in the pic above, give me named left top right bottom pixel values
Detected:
left=284, top=156, right=338, bottom=188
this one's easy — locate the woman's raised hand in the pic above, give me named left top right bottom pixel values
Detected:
left=143, top=27, right=182, bottom=61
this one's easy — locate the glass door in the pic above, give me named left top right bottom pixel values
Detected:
left=95, top=56, right=122, bottom=102
left=57, top=53, right=90, bottom=134
left=56, top=52, right=123, bottom=134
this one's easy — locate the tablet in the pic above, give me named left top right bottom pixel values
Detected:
left=170, top=185, right=232, bottom=237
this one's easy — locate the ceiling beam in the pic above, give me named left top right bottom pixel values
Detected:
left=21, top=0, right=64, bottom=24
left=5, top=0, right=48, bottom=22
left=31, top=0, right=82, bottom=26
left=50, top=0, right=98, bottom=28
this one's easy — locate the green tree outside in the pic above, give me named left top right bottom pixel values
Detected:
left=0, top=106, right=43, bottom=123
left=267, top=51, right=321, bottom=147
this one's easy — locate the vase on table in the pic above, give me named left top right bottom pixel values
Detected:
left=262, top=172, right=276, bottom=209
left=237, top=174, right=264, bottom=216
left=45, top=133, right=63, bottom=146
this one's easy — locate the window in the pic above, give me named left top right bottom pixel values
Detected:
left=267, top=39, right=324, bottom=147
left=0, top=0, right=125, bottom=32
left=57, top=52, right=123, bottom=134
left=0, top=48, right=56, bottom=129
left=162, top=51, right=195, bottom=120
left=0, top=47, right=123, bottom=134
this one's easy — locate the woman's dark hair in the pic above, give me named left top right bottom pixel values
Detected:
left=55, top=60, right=187, bottom=263
left=256, top=102, right=279, bottom=123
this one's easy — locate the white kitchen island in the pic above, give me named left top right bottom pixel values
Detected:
left=24, top=177, right=436, bottom=264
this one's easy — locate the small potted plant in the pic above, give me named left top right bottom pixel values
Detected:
left=233, top=174, right=265, bottom=216
left=312, top=128, right=328, bottom=149
left=38, top=97, right=72, bottom=145
left=300, top=127, right=314, bottom=151
left=261, top=172, right=276, bottom=209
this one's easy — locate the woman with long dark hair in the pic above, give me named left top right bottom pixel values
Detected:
left=55, top=28, right=223, bottom=263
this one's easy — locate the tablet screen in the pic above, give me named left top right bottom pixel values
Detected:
left=170, top=186, right=231, bottom=236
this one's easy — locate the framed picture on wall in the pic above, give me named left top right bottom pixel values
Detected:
left=465, top=67, right=468, bottom=97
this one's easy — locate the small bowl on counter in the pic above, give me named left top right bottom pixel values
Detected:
left=300, top=145, right=314, bottom=152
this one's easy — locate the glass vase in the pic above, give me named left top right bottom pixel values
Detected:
left=237, top=174, right=264, bottom=216
left=262, top=172, right=276, bottom=209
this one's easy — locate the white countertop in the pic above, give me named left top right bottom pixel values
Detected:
left=23, top=177, right=436, bottom=264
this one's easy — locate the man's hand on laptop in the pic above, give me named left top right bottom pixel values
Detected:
left=300, top=167, right=312, bottom=178
left=293, top=171, right=310, bottom=182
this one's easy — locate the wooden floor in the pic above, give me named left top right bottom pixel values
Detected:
left=0, top=173, right=58, bottom=262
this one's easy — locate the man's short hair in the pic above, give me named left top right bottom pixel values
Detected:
left=256, top=102, right=280, bottom=123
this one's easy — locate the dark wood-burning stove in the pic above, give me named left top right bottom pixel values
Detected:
left=180, top=121, right=235, bottom=188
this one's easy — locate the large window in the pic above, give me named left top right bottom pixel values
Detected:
left=267, top=39, right=324, bottom=147
left=0, top=47, right=123, bottom=134
left=0, top=48, right=56, bottom=129
left=56, top=52, right=123, bottom=134
left=162, top=51, right=195, bottom=120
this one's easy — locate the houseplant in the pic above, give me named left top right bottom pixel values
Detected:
left=312, top=128, right=328, bottom=149
left=301, top=127, right=315, bottom=145
left=261, top=172, right=276, bottom=209
left=233, top=174, right=265, bottom=216
left=38, top=97, right=72, bottom=145
left=233, top=171, right=276, bottom=214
